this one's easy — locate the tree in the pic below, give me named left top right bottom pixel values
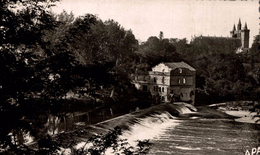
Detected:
left=0, top=0, right=88, bottom=152
left=0, top=2, right=151, bottom=154
left=72, top=127, right=152, bottom=155
left=136, top=33, right=181, bottom=69
left=62, top=17, right=139, bottom=102
left=179, top=36, right=249, bottom=103
left=250, top=35, right=260, bottom=69
left=159, top=31, right=164, bottom=41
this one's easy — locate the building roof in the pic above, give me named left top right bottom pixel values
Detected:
left=163, top=61, right=196, bottom=71
left=244, top=22, right=248, bottom=30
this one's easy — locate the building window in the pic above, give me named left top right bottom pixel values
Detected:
left=178, top=78, right=181, bottom=84
left=162, top=77, right=165, bottom=84
left=162, top=87, right=164, bottom=92
left=183, top=78, right=186, bottom=84
left=159, top=87, right=161, bottom=92
left=170, top=89, right=174, bottom=94
left=179, top=68, right=182, bottom=73
left=154, top=77, right=156, bottom=83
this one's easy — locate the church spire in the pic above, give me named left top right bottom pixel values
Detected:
left=237, top=18, right=241, bottom=30
left=244, top=22, right=248, bottom=30
left=233, top=24, right=236, bottom=31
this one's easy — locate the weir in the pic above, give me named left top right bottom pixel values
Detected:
left=49, top=102, right=259, bottom=155
left=26, top=102, right=234, bottom=152
left=57, top=103, right=198, bottom=154
left=87, top=103, right=197, bottom=132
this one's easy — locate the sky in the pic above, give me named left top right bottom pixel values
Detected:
left=52, top=0, right=259, bottom=46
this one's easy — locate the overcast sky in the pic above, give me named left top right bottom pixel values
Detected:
left=52, top=0, right=259, bottom=46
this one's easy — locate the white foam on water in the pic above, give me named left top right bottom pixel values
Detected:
left=190, top=116, right=199, bottom=119
left=175, top=106, right=191, bottom=114
left=61, top=112, right=181, bottom=155
left=173, top=102, right=197, bottom=113
left=172, top=103, right=197, bottom=114
left=149, top=150, right=173, bottom=154
left=121, top=112, right=181, bottom=146
left=175, top=146, right=201, bottom=150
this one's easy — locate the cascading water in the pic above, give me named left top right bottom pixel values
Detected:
left=56, top=103, right=260, bottom=155
left=66, top=104, right=193, bottom=154
left=120, top=112, right=181, bottom=146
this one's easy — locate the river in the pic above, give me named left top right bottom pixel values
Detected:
left=44, top=103, right=260, bottom=155
left=116, top=105, right=260, bottom=155
left=149, top=118, right=259, bottom=155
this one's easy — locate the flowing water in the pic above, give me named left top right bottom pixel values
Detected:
left=119, top=106, right=260, bottom=155
left=149, top=117, right=260, bottom=155
left=58, top=104, right=260, bottom=155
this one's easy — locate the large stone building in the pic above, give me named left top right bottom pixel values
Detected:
left=191, top=19, right=250, bottom=53
left=230, top=19, right=250, bottom=51
left=132, top=62, right=196, bottom=105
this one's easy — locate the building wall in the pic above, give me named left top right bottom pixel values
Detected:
left=149, top=73, right=171, bottom=86
left=149, top=67, right=195, bottom=104
left=169, top=68, right=195, bottom=104
left=180, top=88, right=194, bottom=102
left=152, top=63, right=171, bottom=72
left=231, top=27, right=250, bottom=50
left=170, top=76, right=194, bottom=86
left=241, top=30, right=250, bottom=49
left=170, top=68, right=195, bottom=87
left=170, top=68, right=194, bottom=75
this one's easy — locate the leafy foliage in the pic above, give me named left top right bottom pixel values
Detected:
left=135, top=32, right=181, bottom=72
left=73, top=126, right=152, bottom=155
left=0, top=0, right=65, bottom=152
left=168, top=36, right=253, bottom=103
left=0, top=2, right=143, bottom=153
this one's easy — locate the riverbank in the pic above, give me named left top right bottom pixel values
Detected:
left=208, top=101, right=260, bottom=124
left=225, top=110, right=259, bottom=124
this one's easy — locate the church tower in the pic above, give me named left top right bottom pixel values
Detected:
left=230, top=19, right=250, bottom=49
left=241, top=22, right=250, bottom=49
left=237, top=18, right=241, bottom=31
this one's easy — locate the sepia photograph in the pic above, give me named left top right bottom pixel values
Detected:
left=0, top=0, right=260, bottom=154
